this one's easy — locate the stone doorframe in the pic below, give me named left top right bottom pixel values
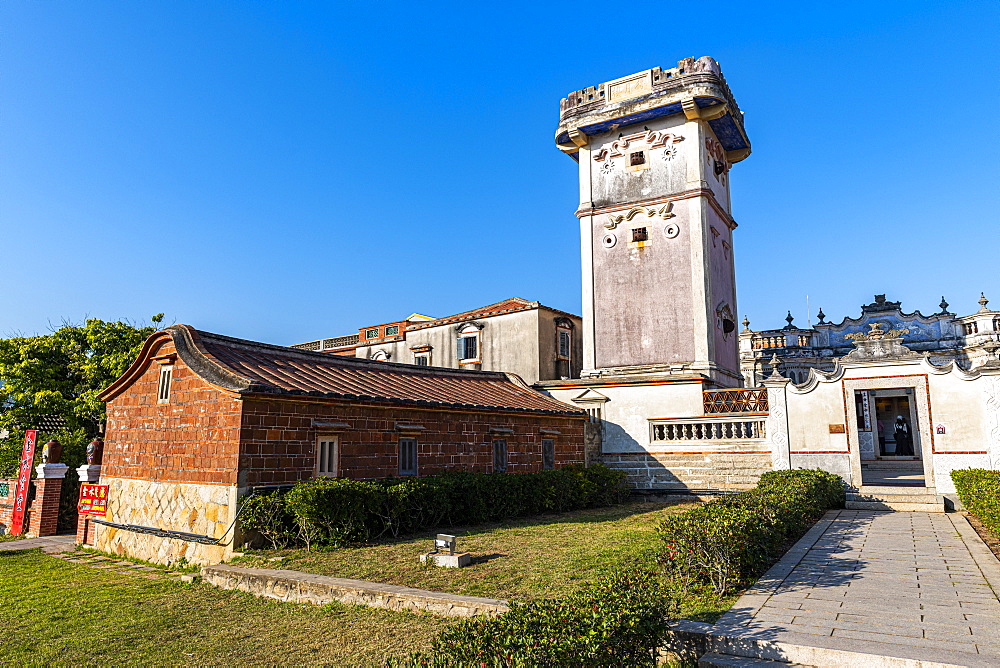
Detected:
left=843, top=374, right=934, bottom=490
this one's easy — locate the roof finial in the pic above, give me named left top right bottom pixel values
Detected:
left=786, top=311, right=794, bottom=326
left=816, top=307, right=826, bottom=324
left=741, top=315, right=751, bottom=333
left=767, top=353, right=783, bottom=380
left=939, top=296, right=949, bottom=314
left=979, top=293, right=990, bottom=312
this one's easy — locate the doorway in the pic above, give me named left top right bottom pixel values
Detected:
left=862, top=388, right=924, bottom=486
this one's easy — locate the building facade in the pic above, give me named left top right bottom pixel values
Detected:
left=292, top=298, right=583, bottom=385
left=90, top=325, right=585, bottom=564
left=740, top=294, right=1000, bottom=386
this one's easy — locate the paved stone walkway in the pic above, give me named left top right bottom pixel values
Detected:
left=0, top=534, right=75, bottom=553
left=715, top=510, right=1000, bottom=665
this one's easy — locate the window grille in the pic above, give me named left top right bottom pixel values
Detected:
left=157, top=367, right=173, bottom=404
left=458, top=334, right=478, bottom=361
left=558, top=330, right=571, bottom=359
left=631, top=227, right=648, bottom=242
left=493, top=439, right=508, bottom=473
left=414, top=354, right=430, bottom=366
left=317, top=437, right=338, bottom=477
left=385, top=325, right=400, bottom=336
left=541, top=439, right=555, bottom=469
left=399, top=438, right=418, bottom=475
left=365, top=328, right=380, bottom=339
left=630, top=151, right=645, bottom=166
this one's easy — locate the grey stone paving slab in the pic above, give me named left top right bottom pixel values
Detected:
left=709, top=510, right=1000, bottom=665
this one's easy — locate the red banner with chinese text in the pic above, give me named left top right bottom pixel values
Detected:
left=78, top=484, right=109, bottom=517
left=10, top=430, right=38, bottom=535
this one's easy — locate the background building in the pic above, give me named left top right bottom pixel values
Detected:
left=292, top=297, right=583, bottom=385
left=740, top=293, right=1000, bottom=386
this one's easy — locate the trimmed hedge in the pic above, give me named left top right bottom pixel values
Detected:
left=398, top=569, right=673, bottom=667
left=241, top=464, right=628, bottom=548
left=658, top=469, right=844, bottom=595
left=952, top=469, right=1000, bottom=540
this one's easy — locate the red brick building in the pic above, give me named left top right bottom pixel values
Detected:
left=91, top=325, right=585, bottom=564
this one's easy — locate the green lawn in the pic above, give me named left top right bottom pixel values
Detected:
left=0, top=532, right=26, bottom=542
left=0, top=502, right=737, bottom=665
left=235, top=501, right=737, bottom=622
left=0, top=549, right=450, bottom=665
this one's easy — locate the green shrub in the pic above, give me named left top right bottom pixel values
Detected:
left=400, top=569, right=673, bottom=667
left=239, top=491, right=296, bottom=548
left=952, top=469, right=1000, bottom=540
left=658, top=469, right=844, bottom=595
left=243, top=464, right=628, bottom=549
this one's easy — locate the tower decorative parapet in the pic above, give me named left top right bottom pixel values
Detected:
left=555, top=56, right=750, bottom=163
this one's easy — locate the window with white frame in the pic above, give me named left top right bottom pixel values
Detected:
left=541, top=439, right=555, bottom=469
left=492, top=438, right=508, bottom=473
left=399, top=437, right=418, bottom=475
left=457, top=330, right=480, bottom=363
left=316, top=436, right=339, bottom=477
left=157, top=366, right=173, bottom=404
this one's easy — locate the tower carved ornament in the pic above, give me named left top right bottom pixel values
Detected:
left=592, top=131, right=685, bottom=162
left=604, top=202, right=675, bottom=230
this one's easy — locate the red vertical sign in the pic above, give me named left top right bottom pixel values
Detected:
left=10, top=430, right=38, bottom=535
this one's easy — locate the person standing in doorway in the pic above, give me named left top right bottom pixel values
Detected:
left=894, top=416, right=913, bottom=456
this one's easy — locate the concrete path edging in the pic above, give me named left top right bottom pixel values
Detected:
left=0, top=534, right=75, bottom=553
left=201, top=564, right=509, bottom=618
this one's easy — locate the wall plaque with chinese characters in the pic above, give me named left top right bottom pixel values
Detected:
left=10, top=430, right=38, bottom=535
left=78, top=484, right=109, bottom=517
left=607, top=72, right=653, bottom=103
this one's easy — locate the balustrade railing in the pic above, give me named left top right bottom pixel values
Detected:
left=650, top=418, right=766, bottom=442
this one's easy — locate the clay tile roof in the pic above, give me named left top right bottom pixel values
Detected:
left=103, top=325, right=584, bottom=417
left=406, top=297, right=542, bottom=330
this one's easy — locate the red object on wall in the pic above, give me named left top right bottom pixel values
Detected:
left=10, top=430, right=37, bottom=535
left=78, top=484, right=109, bottom=516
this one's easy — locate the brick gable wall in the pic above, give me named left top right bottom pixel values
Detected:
left=103, top=339, right=243, bottom=485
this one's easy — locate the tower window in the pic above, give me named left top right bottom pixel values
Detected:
left=632, top=228, right=648, bottom=242
left=630, top=151, right=645, bottom=166
left=385, top=325, right=400, bottom=336
left=365, top=328, right=379, bottom=339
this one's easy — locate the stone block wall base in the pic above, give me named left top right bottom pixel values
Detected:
left=420, top=552, right=471, bottom=568
left=601, top=452, right=772, bottom=492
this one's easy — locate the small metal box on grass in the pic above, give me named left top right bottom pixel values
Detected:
left=420, top=533, right=471, bottom=568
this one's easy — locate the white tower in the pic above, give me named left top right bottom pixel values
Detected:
left=555, top=56, right=751, bottom=387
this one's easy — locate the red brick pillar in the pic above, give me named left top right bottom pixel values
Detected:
left=75, top=464, right=102, bottom=546
left=27, top=464, right=68, bottom=537
left=0, top=478, right=16, bottom=533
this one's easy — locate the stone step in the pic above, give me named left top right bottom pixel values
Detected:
left=845, top=500, right=945, bottom=512
left=669, top=619, right=988, bottom=668
left=846, top=492, right=940, bottom=504
left=862, top=462, right=924, bottom=470
left=856, top=485, right=936, bottom=495
left=699, top=652, right=807, bottom=667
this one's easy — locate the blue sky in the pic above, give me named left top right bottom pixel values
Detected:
left=2, top=1, right=997, bottom=344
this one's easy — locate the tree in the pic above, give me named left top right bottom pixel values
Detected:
left=0, top=315, right=164, bottom=477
